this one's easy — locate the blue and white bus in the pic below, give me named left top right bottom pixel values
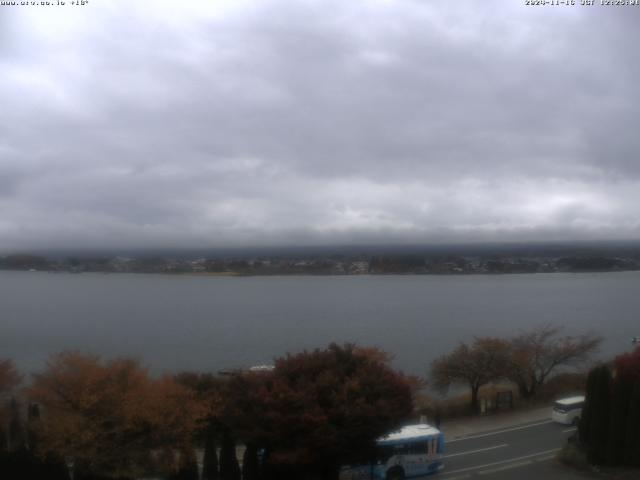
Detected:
left=340, top=424, right=444, bottom=480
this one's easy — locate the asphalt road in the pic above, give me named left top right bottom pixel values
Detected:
left=438, top=419, right=585, bottom=480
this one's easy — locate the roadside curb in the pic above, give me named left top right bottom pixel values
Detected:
left=440, top=406, right=552, bottom=441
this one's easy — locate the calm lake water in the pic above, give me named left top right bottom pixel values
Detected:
left=1, top=270, right=639, bottom=376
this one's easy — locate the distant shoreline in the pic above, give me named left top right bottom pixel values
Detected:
left=2, top=251, right=639, bottom=276
left=2, top=268, right=638, bottom=277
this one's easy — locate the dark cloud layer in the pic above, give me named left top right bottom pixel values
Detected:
left=1, top=0, right=639, bottom=250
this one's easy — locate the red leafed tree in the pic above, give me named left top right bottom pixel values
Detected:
left=223, top=343, right=414, bottom=480
left=614, top=345, right=640, bottom=382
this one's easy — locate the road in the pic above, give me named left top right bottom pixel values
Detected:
left=438, top=419, right=586, bottom=480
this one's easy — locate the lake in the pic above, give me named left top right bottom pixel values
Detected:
left=1, top=270, right=638, bottom=376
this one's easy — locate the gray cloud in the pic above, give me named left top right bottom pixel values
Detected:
left=1, top=0, right=640, bottom=250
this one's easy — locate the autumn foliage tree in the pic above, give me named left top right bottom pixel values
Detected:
left=431, top=337, right=511, bottom=413
left=615, top=345, right=640, bottom=382
left=431, top=327, right=601, bottom=412
left=223, top=343, right=414, bottom=480
left=27, top=352, right=205, bottom=479
left=0, top=359, right=22, bottom=453
left=506, top=325, right=601, bottom=400
left=0, top=360, right=22, bottom=398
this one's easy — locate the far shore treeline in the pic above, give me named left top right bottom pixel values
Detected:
left=0, top=327, right=630, bottom=480
left=2, top=243, right=640, bottom=276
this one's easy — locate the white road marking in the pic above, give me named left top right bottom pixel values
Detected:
left=446, top=420, right=554, bottom=443
left=563, top=427, right=577, bottom=433
left=440, top=448, right=561, bottom=476
left=535, top=454, right=557, bottom=462
left=479, top=460, right=533, bottom=475
left=443, top=443, right=508, bottom=458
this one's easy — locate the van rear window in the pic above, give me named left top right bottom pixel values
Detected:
left=554, top=401, right=583, bottom=412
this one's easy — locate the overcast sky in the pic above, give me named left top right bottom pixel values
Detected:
left=1, top=0, right=639, bottom=251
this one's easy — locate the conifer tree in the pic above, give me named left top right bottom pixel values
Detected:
left=175, top=444, right=199, bottom=480
left=42, top=453, right=71, bottom=480
left=219, top=428, right=241, bottom=480
left=578, top=367, right=596, bottom=446
left=202, top=428, right=219, bottom=480
left=27, top=403, right=40, bottom=451
left=612, top=344, right=640, bottom=466
left=158, top=447, right=178, bottom=479
left=242, top=443, right=259, bottom=480
left=585, top=365, right=611, bottom=465
left=624, top=382, right=640, bottom=466
left=606, top=374, right=632, bottom=465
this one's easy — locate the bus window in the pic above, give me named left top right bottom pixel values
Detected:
left=408, top=441, right=428, bottom=455
left=394, top=444, right=409, bottom=455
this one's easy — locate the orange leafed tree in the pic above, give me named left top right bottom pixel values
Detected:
left=0, top=359, right=23, bottom=451
left=0, top=359, right=22, bottom=398
left=27, top=352, right=206, bottom=479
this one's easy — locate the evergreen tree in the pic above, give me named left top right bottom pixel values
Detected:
left=202, top=428, right=219, bottom=480
left=606, top=374, right=632, bottom=465
left=585, top=365, right=611, bottom=465
left=242, top=443, right=259, bottom=480
left=578, top=367, right=597, bottom=446
left=219, top=428, right=241, bottom=480
left=623, top=381, right=640, bottom=466
left=41, top=453, right=71, bottom=480
left=613, top=344, right=640, bottom=467
left=27, top=403, right=40, bottom=451
left=175, top=444, right=199, bottom=480
left=158, top=448, right=178, bottom=479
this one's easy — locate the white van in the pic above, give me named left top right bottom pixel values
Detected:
left=551, top=395, right=585, bottom=425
